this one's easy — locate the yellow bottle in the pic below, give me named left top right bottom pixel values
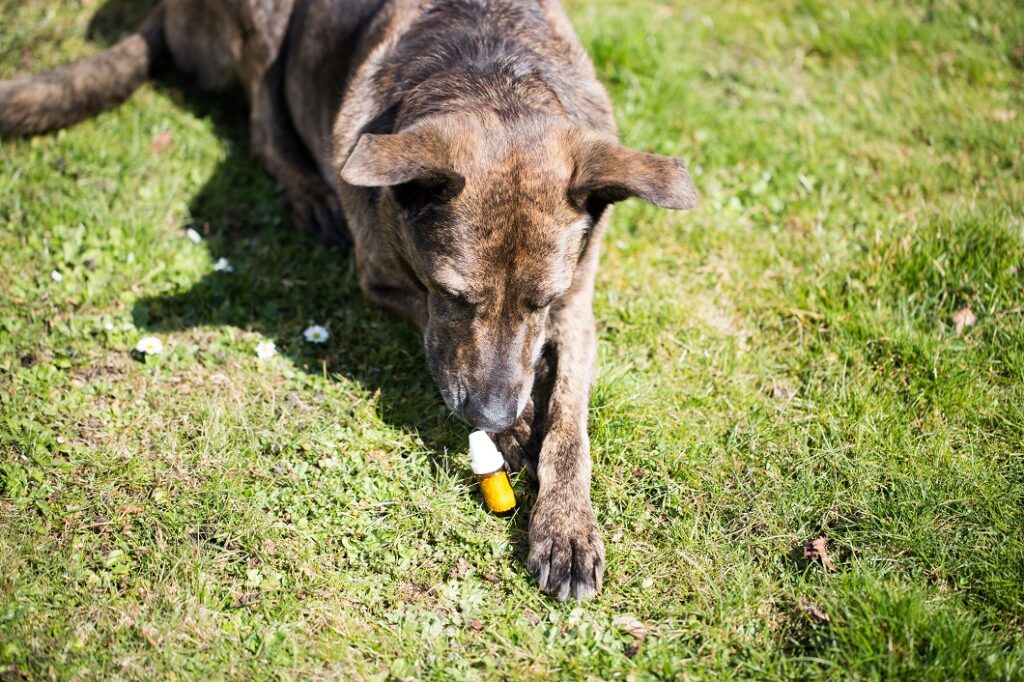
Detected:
left=469, top=431, right=516, bottom=513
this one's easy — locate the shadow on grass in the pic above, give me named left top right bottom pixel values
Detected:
left=126, top=74, right=456, bottom=450
left=85, top=1, right=533, bottom=544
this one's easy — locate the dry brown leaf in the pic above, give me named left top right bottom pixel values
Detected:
left=771, top=380, right=795, bottom=402
left=798, top=599, right=831, bottom=625
left=139, top=624, right=161, bottom=646
left=229, top=592, right=257, bottom=609
left=448, top=557, right=471, bottom=579
left=992, top=109, right=1017, bottom=123
left=803, top=535, right=836, bottom=572
left=613, top=614, right=652, bottom=640
left=150, top=130, right=173, bottom=154
left=952, top=306, right=976, bottom=335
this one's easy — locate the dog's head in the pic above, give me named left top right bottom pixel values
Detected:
left=341, top=115, right=696, bottom=432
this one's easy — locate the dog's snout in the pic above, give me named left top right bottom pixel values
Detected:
left=464, top=391, right=519, bottom=433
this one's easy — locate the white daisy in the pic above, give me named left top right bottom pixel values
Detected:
left=303, top=325, right=330, bottom=344
left=255, top=340, right=277, bottom=359
left=103, top=321, right=115, bottom=331
left=213, top=257, right=234, bottom=273
left=134, top=336, right=164, bottom=355
left=51, top=270, right=63, bottom=282
left=186, top=228, right=202, bottom=244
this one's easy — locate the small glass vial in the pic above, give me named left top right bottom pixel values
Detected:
left=469, top=431, right=516, bottom=513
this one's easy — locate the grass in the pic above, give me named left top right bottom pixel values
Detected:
left=1, top=0, right=1023, bottom=678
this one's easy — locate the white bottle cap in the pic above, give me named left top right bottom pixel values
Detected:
left=469, top=430, right=505, bottom=475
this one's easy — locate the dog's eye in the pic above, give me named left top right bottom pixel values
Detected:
left=525, top=295, right=556, bottom=312
left=439, top=288, right=475, bottom=311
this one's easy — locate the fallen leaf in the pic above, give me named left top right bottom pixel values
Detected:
left=467, top=620, right=483, bottom=632
left=992, top=109, right=1017, bottom=123
left=140, top=624, right=161, bottom=647
left=803, top=535, right=836, bottom=572
left=771, top=380, right=795, bottom=402
left=229, top=592, right=258, bottom=609
left=150, top=130, right=173, bottom=153
left=448, top=557, right=471, bottom=579
left=524, top=609, right=541, bottom=626
left=798, top=599, right=830, bottom=625
left=952, top=306, right=976, bottom=335
left=613, top=614, right=652, bottom=640
left=397, top=581, right=433, bottom=603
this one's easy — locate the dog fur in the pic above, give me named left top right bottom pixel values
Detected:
left=0, top=0, right=697, bottom=600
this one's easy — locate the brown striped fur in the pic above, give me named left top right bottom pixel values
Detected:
left=0, top=0, right=698, bottom=601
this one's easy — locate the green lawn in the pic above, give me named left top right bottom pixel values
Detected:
left=2, top=0, right=1023, bottom=679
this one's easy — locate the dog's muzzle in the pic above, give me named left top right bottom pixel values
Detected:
left=464, top=376, right=524, bottom=430
left=463, top=391, right=520, bottom=433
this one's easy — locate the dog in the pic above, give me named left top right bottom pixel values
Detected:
left=0, top=0, right=697, bottom=600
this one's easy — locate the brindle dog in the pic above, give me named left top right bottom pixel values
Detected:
left=0, top=0, right=697, bottom=600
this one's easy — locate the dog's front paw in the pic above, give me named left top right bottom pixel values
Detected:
left=491, top=401, right=538, bottom=478
left=286, top=181, right=352, bottom=250
left=527, top=497, right=605, bottom=601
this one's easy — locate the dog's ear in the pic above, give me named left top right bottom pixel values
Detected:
left=340, top=131, right=465, bottom=199
left=572, top=135, right=698, bottom=212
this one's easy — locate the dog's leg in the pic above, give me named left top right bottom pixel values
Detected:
left=525, top=286, right=605, bottom=601
left=491, top=399, right=538, bottom=475
left=357, top=258, right=429, bottom=331
left=492, top=346, right=556, bottom=476
left=249, top=67, right=351, bottom=249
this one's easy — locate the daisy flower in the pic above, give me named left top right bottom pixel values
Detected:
left=51, top=270, right=63, bottom=282
left=303, top=325, right=330, bottom=344
left=213, top=257, right=234, bottom=273
left=135, top=336, right=164, bottom=355
left=255, top=340, right=277, bottom=359
left=186, top=228, right=202, bottom=244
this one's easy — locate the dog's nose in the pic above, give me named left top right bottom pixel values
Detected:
left=464, top=393, right=519, bottom=433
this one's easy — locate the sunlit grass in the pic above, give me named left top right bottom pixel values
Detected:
left=1, top=0, right=1023, bottom=678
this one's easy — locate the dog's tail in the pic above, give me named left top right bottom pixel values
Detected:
left=0, top=5, right=167, bottom=136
